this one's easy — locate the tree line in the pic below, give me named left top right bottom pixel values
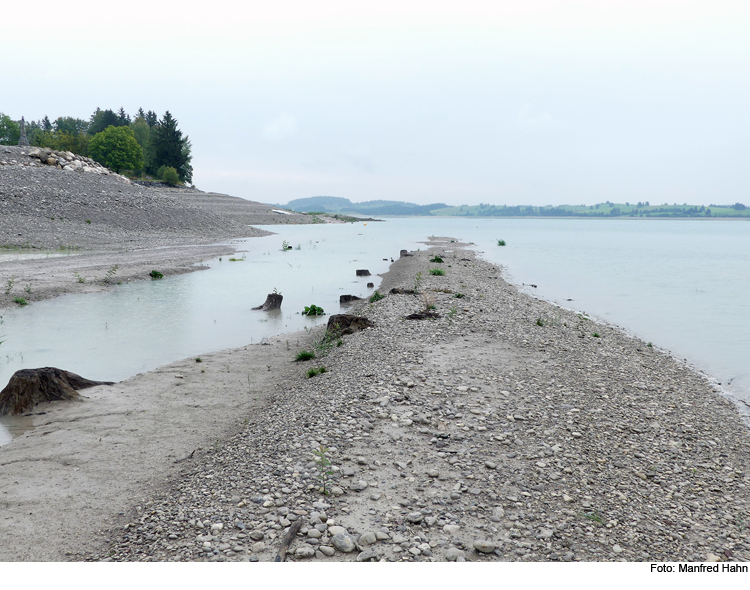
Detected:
left=0, top=108, right=192, bottom=184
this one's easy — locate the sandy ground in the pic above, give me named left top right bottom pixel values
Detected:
left=0, top=329, right=319, bottom=561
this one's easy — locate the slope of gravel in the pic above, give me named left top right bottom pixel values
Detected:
left=0, top=146, right=274, bottom=251
left=88, top=241, right=750, bottom=563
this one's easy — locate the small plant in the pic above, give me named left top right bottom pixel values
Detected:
left=273, top=287, right=281, bottom=295
left=414, top=271, right=423, bottom=292
left=302, top=304, right=325, bottom=316
left=103, top=264, right=119, bottom=284
left=369, top=291, right=385, bottom=303
left=295, top=350, right=316, bottom=362
left=592, top=332, right=601, bottom=338
left=228, top=257, right=243, bottom=262
left=14, top=297, right=28, bottom=306
left=86, top=219, right=92, bottom=224
left=282, top=240, right=291, bottom=251
left=647, top=342, right=653, bottom=348
left=195, top=357, right=202, bottom=363
left=312, top=445, right=334, bottom=495
left=24, top=285, right=32, bottom=294
left=74, top=272, right=86, bottom=284
left=536, top=318, right=544, bottom=327
left=421, top=292, right=436, bottom=311
left=4, top=275, right=15, bottom=295
left=453, top=292, right=465, bottom=299
left=429, top=268, right=445, bottom=276
left=295, top=244, right=301, bottom=250
left=149, top=270, right=164, bottom=280
left=581, top=511, right=605, bottom=525
left=429, top=256, right=443, bottom=263
left=497, top=239, right=506, bottom=246
left=306, top=366, right=327, bottom=378
left=448, top=306, right=458, bottom=319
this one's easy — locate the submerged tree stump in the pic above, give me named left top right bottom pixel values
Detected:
left=339, top=294, right=362, bottom=304
left=0, top=367, right=114, bottom=416
left=356, top=269, right=371, bottom=277
left=252, top=293, right=283, bottom=311
left=326, top=314, right=374, bottom=337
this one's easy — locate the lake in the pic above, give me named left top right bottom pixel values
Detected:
left=2, top=217, right=748, bottom=443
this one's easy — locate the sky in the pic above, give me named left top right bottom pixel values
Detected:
left=1, top=1, right=749, bottom=207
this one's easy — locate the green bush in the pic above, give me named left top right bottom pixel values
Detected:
left=429, top=268, right=445, bottom=276
left=160, top=166, right=180, bottom=186
left=295, top=350, right=316, bottom=362
left=302, top=304, right=325, bottom=316
left=369, top=291, right=385, bottom=302
left=89, top=126, right=143, bottom=173
left=149, top=270, right=164, bottom=279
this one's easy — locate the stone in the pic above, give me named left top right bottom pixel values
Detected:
left=473, top=540, right=497, bottom=553
left=307, top=528, right=322, bottom=539
left=357, top=549, right=378, bottom=562
left=613, top=544, right=623, bottom=554
left=249, top=530, right=265, bottom=541
left=326, top=314, right=375, bottom=337
left=328, top=526, right=347, bottom=536
left=445, top=547, right=465, bottom=561
left=443, top=524, right=460, bottom=535
left=406, top=512, right=423, bottom=524
left=251, top=541, right=265, bottom=553
left=331, top=533, right=357, bottom=553
left=351, top=480, right=369, bottom=492
left=356, top=269, right=371, bottom=276
left=319, top=545, right=335, bottom=556
left=295, top=544, right=316, bottom=558
left=340, top=294, right=362, bottom=304
left=359, top=532, right=377, bottom=546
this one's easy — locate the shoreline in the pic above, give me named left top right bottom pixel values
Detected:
left=3, top=240, right=748, bottom=562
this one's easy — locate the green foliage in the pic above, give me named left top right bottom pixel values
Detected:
left=429, top=256, right=444, bottom=263
left=536, top=318, right=544, bottom=327
left=295, top=350, right=316, bottom=362
left=453, top=292, right=465, bottom=298
left=74, top=272, right=86, bottom=283
left=306, top=366, right=327, bottom=378
left=103, top=264, right=119, bottom=284
left=0, top=113, right=21, bottom=145
left=14, top=297, right=28, bottom=306
left=497, top=239, right=507, bottom=246
left=429, top=268, right=445, bottom=276
left=149, top=270, right=164, bottom=279
left=160, top=166, right=180, bottom=186
left=131, top=116, right=151, bottom=171
left=414, top=271, right=423, bottom=292
left=151, top=111, right=192, bottom=183
left=369, top=291, right=385, bottom=303
left=4, top=275, right=15, bottom=295
left=282, top=240, right=291, bottom=250
left=302, top=304, right=325, bottom=316
left=592, top=332, right=601, bottom=338
left=89, top=126, right=143, bottom=173
left=312, top=445, right=334, bottom=495
left=195, top=357, right=202, bottom=363
left=88, top=108, right=122, bottom=136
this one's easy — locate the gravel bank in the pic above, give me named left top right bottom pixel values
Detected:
left=76, top=240, right=750, bottom=563
left=0, top=146, right=318, bottom=305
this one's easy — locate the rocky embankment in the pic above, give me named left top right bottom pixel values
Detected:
left=90, top=241, right=750, bottom=563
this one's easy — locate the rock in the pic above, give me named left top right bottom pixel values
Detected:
left=406, top=512, right=423, bottom=524
left=357, top=549, right=378, bottom=562
left=473, top=540, right=497, bottom=554
left=331, top=533, right=357, bottom=553
left=328, top=526, right=347, bottom=536
left=319, top=545, right=335, bottom=556
left=251, top=541, right=265, bottom=553
left=445, top=547, right=465, bottom=561
left=359, top=532, right=377, bottom=546
left=613, top=544, right=623, bottom=554
left=351, top=480, right=369, bottom=492
left=252, top=293, right=282, bottom=311
left=295, top=544, right=316, bottom=558
left=443, top=524, right=460, bottom=535
left=356, top=269, right=371, bottom=276
left=367, top=282, right=374, bottom=288
left=249, top=530, right=265, bottom=541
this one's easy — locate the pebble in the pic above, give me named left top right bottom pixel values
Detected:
left=295, top=545, right=316, bottom=558
left=445, top=547, right=466, bottom=561
left=359, top=532, right=377, bottom=546
left=473, top=540, right=497, bottom=554
left=406, top=512, right=424, bottom=524
left=331, top=533, right=357, bottom=553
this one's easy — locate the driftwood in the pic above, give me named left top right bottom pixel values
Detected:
left=404, top=311, right=441, bottom=320
left=274, top=519, right=303, bottom=562
left=339, top=294, right=362, bottom=304
left=356, top=269, right=371, bottom=277
left=0, top=367, right=114, bottom=416
left=390, top=287, right=417, bottom=295
left=367, top=282, right=374, bottom=288
left=326, top=314, right=374, bottom=337
left=252, top=293, right=283, bottom=311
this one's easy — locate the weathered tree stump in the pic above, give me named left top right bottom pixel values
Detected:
left=252, top=293, right=283, bottom=310
left=326, top=314, right=374, bottom=337
left=339, top=294, right=362, bottom=304
left=367, top=282, right=374, bottom=288
left=400, top=250, right=413, bottom=257
left=0, top=367, right=114, bottom=416
left=356, top=269, right=371, bottom=277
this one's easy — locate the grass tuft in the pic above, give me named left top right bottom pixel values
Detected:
left=429, top=268, right=445, bottom=276
left=295, top=350, right=316, bottom=362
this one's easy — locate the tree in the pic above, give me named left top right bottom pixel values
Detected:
left=89, top=126, right=143, bottom=173
left=117, top=107, right=130, bottom=126
left=130, top=116, right=151, bottom=172
left=88, top=108, right=120, bottom=135
left=145, top=110, right=158, bottom=128
left=54, top=117, right=88, bottom=136
left=0, top=113, right=20, bottom=145
left=151, top=111, right=192, bottom=183
left=42, top=116, right=52, bottom=131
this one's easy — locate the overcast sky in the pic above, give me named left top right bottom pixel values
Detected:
left=2, top=1, right=749, bottom=206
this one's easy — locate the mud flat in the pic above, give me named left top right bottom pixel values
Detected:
left=4, top=239, right=742, bottom=562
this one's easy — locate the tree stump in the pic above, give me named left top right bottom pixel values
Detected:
left=0, top=367, right=114, bottom=416
left=339, top=294, right=362, bottom=304
left=356, top=269, right=371, bottom=277
left=252, top=293, right=283, bottom=310
left=326, top=314, right=374, bottom=337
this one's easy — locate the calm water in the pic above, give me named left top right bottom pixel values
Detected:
left=1, top=217, right=748, bottom=443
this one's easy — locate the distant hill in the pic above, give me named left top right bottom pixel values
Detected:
left=280, top=197, right=750, bottom=219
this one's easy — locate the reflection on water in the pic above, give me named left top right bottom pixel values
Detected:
left=0, top=248, right=83, bottom=263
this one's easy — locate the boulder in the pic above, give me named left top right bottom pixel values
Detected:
left=0, top=367, right=114, bottom=415
left=252, top=293, right=283, bottom=311
left=400, top=250, right=413, bottom=257
left=326, top=314, right=374, bottom=337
